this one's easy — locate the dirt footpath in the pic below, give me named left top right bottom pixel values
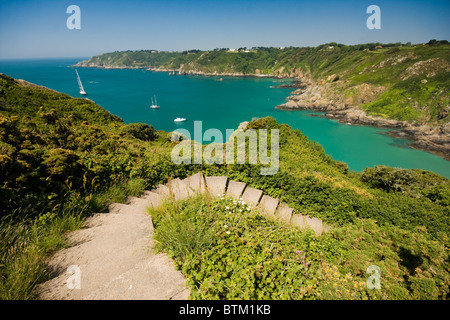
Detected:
left=37, top=196, right=189, bottom=300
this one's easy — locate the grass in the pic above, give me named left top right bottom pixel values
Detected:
left=148, top=193, right=216, bottom=262
left=0, top=206, right=84, bottom=300
left=0, top=177, right=146, bottom=300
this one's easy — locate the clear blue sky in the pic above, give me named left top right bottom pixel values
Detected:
left=0, top=0, right=449, bottom=59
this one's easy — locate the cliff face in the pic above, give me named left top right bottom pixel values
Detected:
left=276, top=51, right=450, bottom=159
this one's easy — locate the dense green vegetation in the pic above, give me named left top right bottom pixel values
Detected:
left=0, top=74, right=162, bottom=218
left=151, top=117, right=449, bottom=300
left=0, top=73, right=448, bottom=299
left=151, top=194, right=448, bottom=299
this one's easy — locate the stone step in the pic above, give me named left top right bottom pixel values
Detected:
left=153, top=184, right=171, bottom=198
left=126, top=196, right=152, bottom=208
left=167, top=178, right=194, bottom=201
left=226, top=180, right=246, bottom=199
left=142, top=190, right=164, bottom=208
left=205, top=176, right=228, bottom=196
left=182, top=172, right=207, bottom=194
left=84, top=254, right=189, bottom=300
left=258, top=195, right=279, bottom=217
left=275, top=203, right=293, bottom=223
left=108, top=203, right=146, bottom=215
left=241, top=186, right=263, bottom=207
left=155, top=174, right=331, bottom=236
left=291, top=214, right=326, bottom=235
left=290, top=214, right=306, bottom=230
left=305, top=216, right=324, bottom=235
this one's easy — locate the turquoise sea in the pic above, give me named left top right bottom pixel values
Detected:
left=1, top=58, right=449, bottom=178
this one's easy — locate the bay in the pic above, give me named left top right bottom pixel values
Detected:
left=1, top=58, right=449, bottom=178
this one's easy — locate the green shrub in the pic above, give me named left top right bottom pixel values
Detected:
left=121, top=122, right=156, bottom=141
left=361, top=165, right=450, bottom=205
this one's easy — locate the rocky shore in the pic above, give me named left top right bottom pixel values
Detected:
left=276, top=82, right=450, bottom=160
left=152, top=67, right=291, bottom=79
left=72, top=61, right=148, bottom=70
left=75, top=60, right=303, bottom=79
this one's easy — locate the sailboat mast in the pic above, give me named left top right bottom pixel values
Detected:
left=76, top=69, right=86, bottom=94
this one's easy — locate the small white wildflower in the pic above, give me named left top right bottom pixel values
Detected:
left=226, top=231, right=231, bottom=235
left=247, top=208, right=250, bottom=211
left=239, top=209, right=242, bottom=212
left=224, top=224, right=228, bottom=228
left=226, top=206, right=229, bottom=210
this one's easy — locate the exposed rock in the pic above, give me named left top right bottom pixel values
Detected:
left=238, top=121, right=249, bottom=130
left=279, top=100, right=300, bottom=109
left=361, top=53, right=416, bottom=74
left=401, top=58, right=450, bottom=80
left=276, top=79, right=450, bottom=160
left=437, top=108, right=449, bottom=120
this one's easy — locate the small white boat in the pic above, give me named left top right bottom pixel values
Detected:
left=174, top=117, right=186, bottom=122
left=150, top=95, right=160, bottom=109
left=76, top=69, right=86, bottom=95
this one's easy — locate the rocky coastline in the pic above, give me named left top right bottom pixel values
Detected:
left=276, top=82, right=450, bottom=161
left=73, top=60, right=450, bottom=160
left=74, top=61, right=301, bottom=79
left=150, top=66, right=295, bottom=79
left=72, top=61, right=148, bottom=70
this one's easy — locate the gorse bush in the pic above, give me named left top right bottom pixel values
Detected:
left=0, top=74, right=174, bottom=219
left=121, top=122, right=156, bottom=141
left=361, top=165, right=450, bottom=205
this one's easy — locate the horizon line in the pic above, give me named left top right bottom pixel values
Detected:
left=1, top=39, right=448, bottom=61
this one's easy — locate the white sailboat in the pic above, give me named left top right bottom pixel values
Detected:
left=150, top=95, right=160, bottom=109
left=75, top=69, right=86, bottom=95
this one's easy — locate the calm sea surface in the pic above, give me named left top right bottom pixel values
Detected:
left=1, top=58, right=449, bottom=178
